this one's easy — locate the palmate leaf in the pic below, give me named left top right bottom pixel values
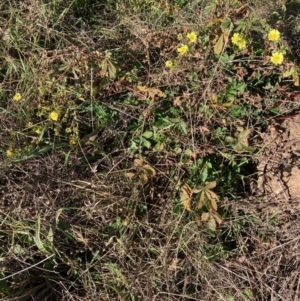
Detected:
left=195, top=181, right=219, bottom=210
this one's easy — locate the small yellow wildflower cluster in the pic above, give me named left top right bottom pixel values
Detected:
left=268, top=29, right=283, bottom=65
left=165, top=31, right=198, bottom=68
left=231, top=33, right=246, bottom=50
left=231, top=29, right=284, bottom=66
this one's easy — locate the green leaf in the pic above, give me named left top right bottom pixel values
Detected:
left=142, top=131, right=153, bottom=139
left=243, top=289, right=254, bottom=301
left=153, top=118, right=171, bottom=129
left=142, top=139, right=151, bottom=149
left=225, top=296, right=235, bottom=301
left=0, top=273, right=11, bottom=296
left=179, top=121, right=187, bottom=134
left=221, top=18, right=232, bottom=29
left=238, top=129, right=250, bottom=141
left=225, top=136, right=235, bottom=144
left=201, top=164, right=208, bottom=182
left=34, top=216, right=52, bottom=255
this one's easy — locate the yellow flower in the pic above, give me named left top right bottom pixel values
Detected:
left=268, top=29, right=280, bottom=42
left=177, top=44, right=189, bottom=55
left=49, top=111, right=59, bottom=121
left=6, top=149, right=13, bottom=158
left=13, top=93, right=22, bottom=102
left=187, top=31, right=197, bottom=43
left=270, top=52, right=284, bottom=65
left=231, top=33, right=246, bottom=49
left=165, top=60, right=173, bottom=68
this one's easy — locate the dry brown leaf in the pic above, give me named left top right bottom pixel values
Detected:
left=135, top=85, right=165, bottom=101
left=196, top=191, right=206, bottom=209
left=173, top=96, right=183, bottom=107
left=125, top=172, right=135, bottom=178
left=180, top=184, right=192, bottom=211
left=210, top=197, right=218, bottom=211
left=140, top=173, right=148, bottom=185
left=199, top=126, right=210, bottom=134
left=134, top=158, right=143, bottom=167
left=207, top=214, right=217, bottom=231
left=206, top=189, right=219, bottom=202
left=201, top=212, right=210, bottom=222
left=143, top=164, right=156, bottom=176
left=205, top=181, right=217, bottom=189
left=148, top=87, right=165, bottom=98
left=136, top=85, right=148, bottom=92
left=211, top=211, right=223, bottom=224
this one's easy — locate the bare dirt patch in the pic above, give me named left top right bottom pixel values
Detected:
left=257, top=118, right=300, bottom=204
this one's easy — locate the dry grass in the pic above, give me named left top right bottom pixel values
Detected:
left=0, top=0, right=300, bottom=300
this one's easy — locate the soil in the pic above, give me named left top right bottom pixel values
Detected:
left=257, top=118, right=300, bottom=205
